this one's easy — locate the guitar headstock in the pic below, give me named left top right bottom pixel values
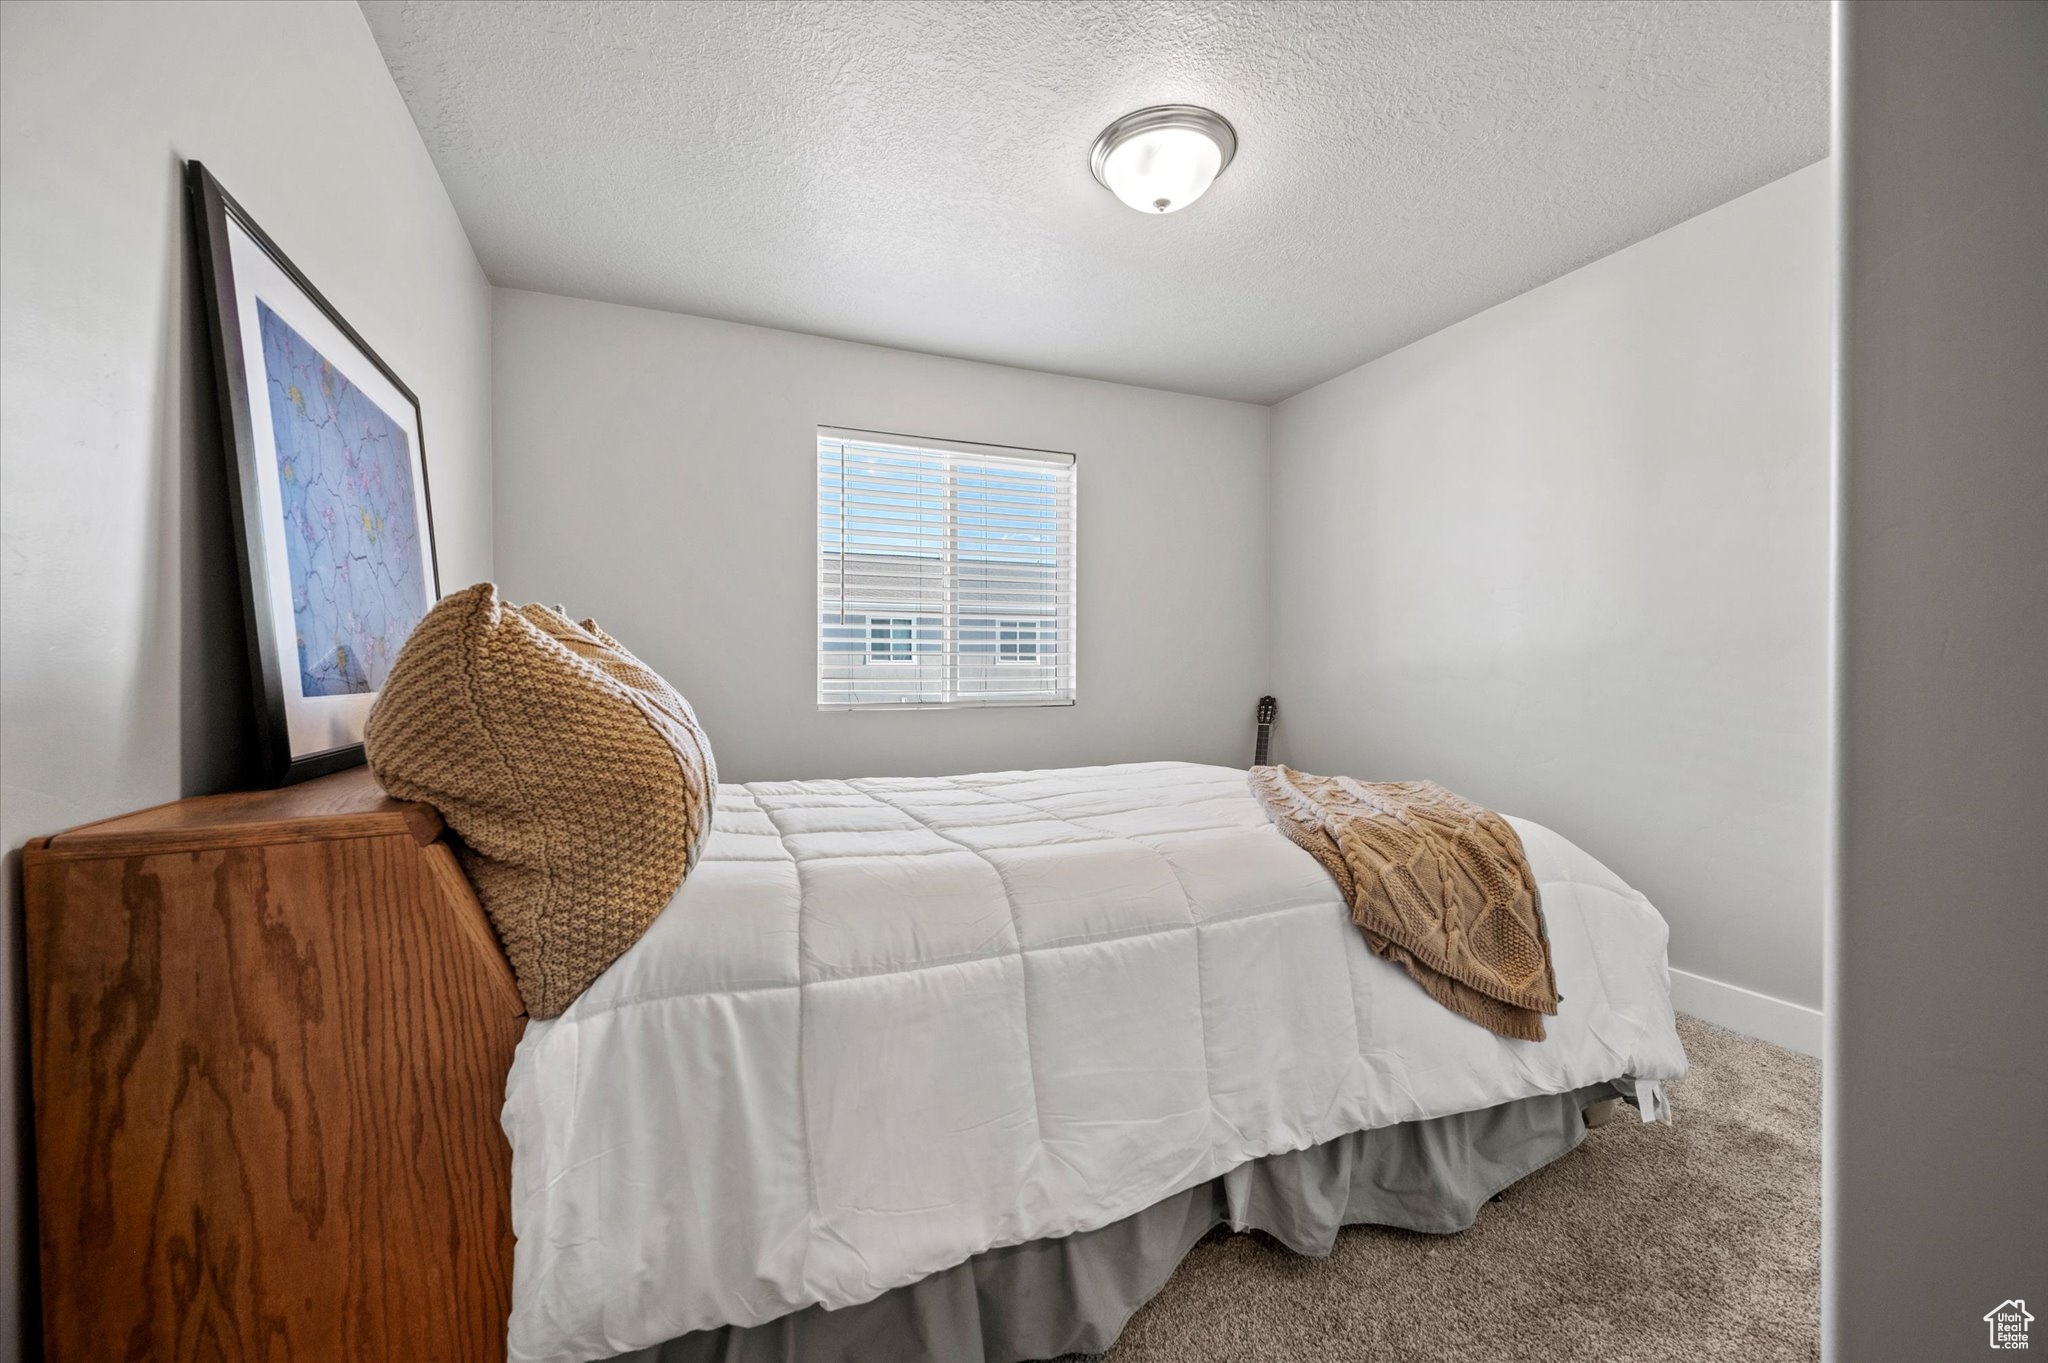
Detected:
left=1256, top=695, right=1276, bottom=725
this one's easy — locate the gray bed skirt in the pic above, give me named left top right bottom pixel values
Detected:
left=609, top=1082, right=1620, bottom=1363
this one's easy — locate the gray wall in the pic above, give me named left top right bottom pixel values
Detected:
left=0, top=1, right=495, bottom=1349
left=492, top=289, right=1271, bottom=783
left=1270, top=164, right=1833, bottom=1022
left=1828, top=2, right=2048, bottom=1357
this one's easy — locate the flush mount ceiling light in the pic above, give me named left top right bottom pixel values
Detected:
left=1089, top=104, right=1238, bottom=215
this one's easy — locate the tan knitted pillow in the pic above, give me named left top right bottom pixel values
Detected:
left=363, top=583, right=716, bottom=1018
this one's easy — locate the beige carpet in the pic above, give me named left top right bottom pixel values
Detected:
left=1069, top=1015, right=1819, bottom=1363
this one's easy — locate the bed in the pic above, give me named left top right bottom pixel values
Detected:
left=502, top=761, right=1687, bottom=1363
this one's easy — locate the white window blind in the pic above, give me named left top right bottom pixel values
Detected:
left=819, top=427, right=1076, bottom=709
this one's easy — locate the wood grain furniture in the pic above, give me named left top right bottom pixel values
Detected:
left=22, top=767, right=526, bottom=1362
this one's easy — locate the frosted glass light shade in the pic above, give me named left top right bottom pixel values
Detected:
left=1090, top=105, right=1237, bottom=215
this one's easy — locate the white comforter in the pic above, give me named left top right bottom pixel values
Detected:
left=503, top=762, right=1687, bottom=1363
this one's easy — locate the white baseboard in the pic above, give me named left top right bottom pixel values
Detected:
left=1668, top=968, right=1823, bottom=1058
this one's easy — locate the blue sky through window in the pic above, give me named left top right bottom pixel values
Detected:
left=819, top=445, right=1062, bottom=565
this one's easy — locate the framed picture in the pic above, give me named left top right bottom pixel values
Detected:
left=187, top=161, right=440, bottom=785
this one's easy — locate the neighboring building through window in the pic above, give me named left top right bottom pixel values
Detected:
left=818, top=428, right=1076, bottom=708
left=822, top=612, right=940, bottom=665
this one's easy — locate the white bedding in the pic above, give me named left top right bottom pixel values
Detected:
left=503, top=762, right=1687, bottom=1363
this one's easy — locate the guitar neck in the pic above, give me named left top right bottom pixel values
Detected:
left=1254, top=724, right=1272, bottom=767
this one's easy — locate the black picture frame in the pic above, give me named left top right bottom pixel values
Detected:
left=187, top=161, right=441, bottom=786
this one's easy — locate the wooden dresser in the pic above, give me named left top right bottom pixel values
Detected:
left=22, top=768, right=526, bottom=1362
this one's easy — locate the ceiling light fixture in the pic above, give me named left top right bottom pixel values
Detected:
left=1089, top=104, right=1237, bottom=215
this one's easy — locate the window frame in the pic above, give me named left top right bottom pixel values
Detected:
left=817, top=427, right=1077, bottom=711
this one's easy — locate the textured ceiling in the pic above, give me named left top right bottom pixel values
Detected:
left=361, top=0, right=1828, bottom=404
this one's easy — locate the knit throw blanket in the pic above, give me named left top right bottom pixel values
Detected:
left=1250, top=766, right=1561, bottom=1041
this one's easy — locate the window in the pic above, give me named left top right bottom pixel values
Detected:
left=818, top=428, right=1076, bottom=709
left=868, top=617, right=917, bottom=664
left=961, top=617, right=1044, bottom=664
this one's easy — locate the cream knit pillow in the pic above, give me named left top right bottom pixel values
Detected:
left=363, top=583, right=716, bottom=1018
